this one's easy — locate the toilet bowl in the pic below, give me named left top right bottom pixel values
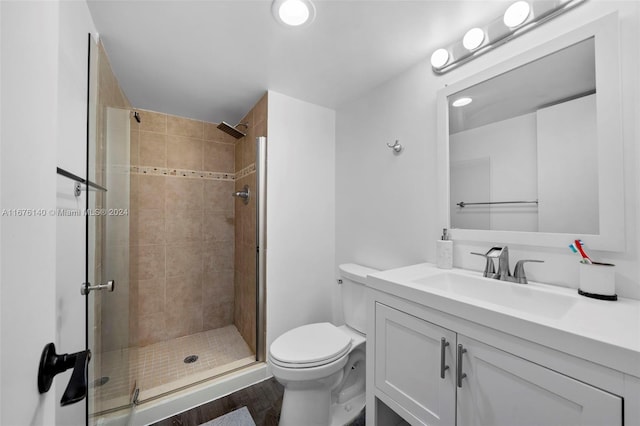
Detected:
left=269, top=264, right=377, bottom=426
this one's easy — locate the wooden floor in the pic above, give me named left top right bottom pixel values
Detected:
left=152, top=378, right=283, bottom=426
left=151, top=377, right=366, bottom=426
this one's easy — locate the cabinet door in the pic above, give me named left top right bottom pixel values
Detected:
left=375, top=303, right=456, bottom=426
left=457, top=335, right=622, bottom=426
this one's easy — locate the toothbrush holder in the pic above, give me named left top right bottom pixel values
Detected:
left=578, top=262, right=617, bottom=301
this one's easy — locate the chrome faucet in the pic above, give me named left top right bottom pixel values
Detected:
left=472, top=246, right=543, bottom=284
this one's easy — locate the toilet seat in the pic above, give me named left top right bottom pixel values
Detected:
left=270, top=322, right=352, bottom=368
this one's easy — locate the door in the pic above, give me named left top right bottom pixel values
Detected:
left=375, top=303, right=456, bottom=426
left=86, top=35, right=136, bottom=423
left=456, top=335, right=623, bottom=426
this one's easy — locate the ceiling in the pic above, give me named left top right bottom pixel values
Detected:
left=449, top=36, right=596, bottom=134
left=87, top=0, right=513, bottom=123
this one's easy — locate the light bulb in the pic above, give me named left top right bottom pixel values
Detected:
left=272, top=0, right=316, bottom=27
left=504, top=1, right=531, bottom=28
left=463, top=28, right=485, bottom=51
left=452, top=97, right=473, bottom=107
left=431, top=48, right=450, bottom=69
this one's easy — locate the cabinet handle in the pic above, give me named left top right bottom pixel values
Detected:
left=440, top=338, right=450, bottom=379
left=456, top=344, right=467, bottom=388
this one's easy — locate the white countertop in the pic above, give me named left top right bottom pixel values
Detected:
left=367, top=263, right=640, bottom=378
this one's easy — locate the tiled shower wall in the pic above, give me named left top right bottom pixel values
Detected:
left=234, top=93, right=267, bottom=353
left=129, top=111, right=237, bottom=346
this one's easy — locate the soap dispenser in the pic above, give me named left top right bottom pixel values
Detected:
left=436, top=228, right=453, bottom=269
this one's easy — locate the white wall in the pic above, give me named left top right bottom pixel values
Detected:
left=266, top=91, right=336, bottom=351
left=1, top=1, right=96, bottom=425
left=1, top=2, right=60, bottom=424
left=537, top=94, right=598, bottom=234
left=450, top=113, right=538, bottom=232
left=336, top=1, right=640, bottom=299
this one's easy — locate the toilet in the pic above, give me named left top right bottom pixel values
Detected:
left=268, top=263, right=377, bottom=426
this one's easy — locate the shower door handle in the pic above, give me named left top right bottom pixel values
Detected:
left=81, top=280, right=115, bottom=295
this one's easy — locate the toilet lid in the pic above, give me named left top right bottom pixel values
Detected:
left=270, top=323, right=352, bottom=367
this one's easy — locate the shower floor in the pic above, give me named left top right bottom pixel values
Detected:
left=93, top=325, right=255, bottom=413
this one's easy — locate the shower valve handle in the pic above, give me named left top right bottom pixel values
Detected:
left=232, top=185, right=250, bottom=205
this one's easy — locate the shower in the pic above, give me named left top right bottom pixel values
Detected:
left=217, top=121, right=248, bottom=139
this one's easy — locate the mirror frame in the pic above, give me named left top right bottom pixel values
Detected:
left=437, top=12, right=625, bottom=251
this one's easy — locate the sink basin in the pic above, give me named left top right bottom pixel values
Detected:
left=413, top=272, right=578, bottom=319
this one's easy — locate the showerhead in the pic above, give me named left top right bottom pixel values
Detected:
left=217, top=121, right=247, bottom=139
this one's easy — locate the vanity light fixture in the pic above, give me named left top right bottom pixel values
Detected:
left=272, top=0, right=316, bottom=27
left=430, top=0, right=586, bottom=74
left=452, top=97, right=473, bottom=107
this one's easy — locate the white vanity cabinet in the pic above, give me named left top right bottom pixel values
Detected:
left=374, top=302, right=456, bottom=425
left=456, top=334, right=621, bottom=426
left=371, top=299, right=624, bottom=426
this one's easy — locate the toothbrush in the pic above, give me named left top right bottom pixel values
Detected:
left=574, top=240, right=592, bottom=264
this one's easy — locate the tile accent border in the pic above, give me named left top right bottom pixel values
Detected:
left=236, top=163, right=256, bottom=180
left=130, top=163, right=256, bottom=182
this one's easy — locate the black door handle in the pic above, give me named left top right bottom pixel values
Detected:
left=37, top=342, right=91, bottom=406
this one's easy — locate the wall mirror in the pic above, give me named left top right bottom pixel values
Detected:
left=437, top=13, right=624, bottom=251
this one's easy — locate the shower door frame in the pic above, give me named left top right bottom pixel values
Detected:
left=256, top=136, right=267, bottom=363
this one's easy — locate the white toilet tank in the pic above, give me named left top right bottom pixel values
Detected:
left=339, top=263, right=379, bottom=335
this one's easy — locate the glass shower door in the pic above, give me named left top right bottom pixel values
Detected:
left=86, top=35, right=137, bottom=424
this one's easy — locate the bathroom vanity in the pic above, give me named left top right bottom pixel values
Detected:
left=365, top=263, right=640, bottom=426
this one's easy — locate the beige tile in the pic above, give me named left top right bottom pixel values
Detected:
left=203, top=241, right=234, bottom=274
left=203, top=212, right=234, bottom=242
left=203, top=140, right=234, bottom=173
left=136, top=209, right=165, bottom=245
left=138, top=312, right=166, bottom=346
left=254, top=119, right=267, bottom=139
left=203, top=180, right=235, bottom=212
left=202, top=269, right=234, bottom=303
left=129, top=208, right=139, bottom=247
left=135, top=245, right=165, bottom=282
left=234, top=140, right=243, bottom=173
left=138, top=175, right=165, bottom=210
left=165, top=176, right=203, bottom=213
left=130, top=129, right=140, bottom=165
left=203, top=302, right=233, bottom=330
left=139, top=131, right=167, bottom=167
left=129, top=174, right=139, bottom=210
left=241, top=129, right=255, bottom=169
left=138, top=110, right=167, bottom=133
left=165, top=210, right=202, bottom=244
left=166, top=242, right=202, bottom=278
left=167, top=115, right=203, bottom=139
left=167, top=135, right=203, bottom=171
left=253, top=93, right=268, bottom=126
left=138, top=278, right=166, bottom=317
left=240, top=109, right=253, bottom=131
left=165, top=274, right=203, bottom=338
left=204, top=122, right=227, bottom=142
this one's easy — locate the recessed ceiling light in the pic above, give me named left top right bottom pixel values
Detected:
left=272, top=0, right=316, bottom=27
left=504, top=1, right=531, bottom=28
left=430, top=48, right=450, bottom=69
left=463, top=28, right=485, bottom=51
left=452, top=97, right=473, bottom=107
